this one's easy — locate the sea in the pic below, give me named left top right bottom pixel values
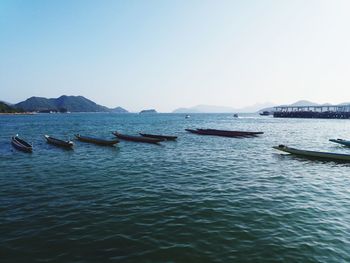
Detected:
left=1, top=113, right=350, bottom=262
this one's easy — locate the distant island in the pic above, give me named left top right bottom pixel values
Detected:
left=1, top=95, right=129, bottom=113
left=139, top=109, right=157, bottom=114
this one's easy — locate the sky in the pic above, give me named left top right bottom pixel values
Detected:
left=1, top=0, right=350, bottom=112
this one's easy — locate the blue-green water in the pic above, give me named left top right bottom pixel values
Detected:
left=1, top=113, right=350, bottom=262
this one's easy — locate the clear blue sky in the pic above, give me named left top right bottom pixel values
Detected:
left=1, top=0, right=350, bottom=112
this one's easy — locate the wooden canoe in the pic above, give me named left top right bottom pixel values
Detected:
left=45, top=135, right=74, bottom=148
left=113, top=132, right=163, bottom=144
left=185, top=128, right=262, bottom=137
left=139, top=133, right=177, bottom=140
left=11, top=135, right=33, bottom=152
left=75, top=134, right=119, bottom=146
left=329, top=139, right=350, bottom=147
left=273, top=144, right=350, bottom=161
left=197, top=128, right=263, bottom=136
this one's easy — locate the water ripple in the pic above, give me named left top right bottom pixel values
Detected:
left=1, top=114, right=350, bottom=262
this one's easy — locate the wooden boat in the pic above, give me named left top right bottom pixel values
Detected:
left=45, top=135, right=73, bottom=148
left=11, top=135, right=33, bottom=152
left=198, top=128, right=263, bottom=135
left=273, top=144, right=350, bottom=161
left=185, top=128, right=263, bottom=137
left=329, top=139, right=350, bottom=147
left=139, top=133, right=177, bottom=141
left=75, top=134, right=119, bottom=146
left=113, top=132, right=163, bottom=144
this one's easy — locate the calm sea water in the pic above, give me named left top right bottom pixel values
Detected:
left=1, top=113, right=350, bottom=262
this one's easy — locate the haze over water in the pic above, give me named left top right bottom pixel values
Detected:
left=1, top=113, right=350, bottom=262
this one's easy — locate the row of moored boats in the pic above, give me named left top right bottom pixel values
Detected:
left=11, top=128, right=264, bottom=153
left=12, top=128, right=350, bottom=162
left=11, top=132, right=179, bottom=152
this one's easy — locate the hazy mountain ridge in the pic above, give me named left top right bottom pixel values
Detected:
left=259, top=100, right=350, bottom=112
left=173, top=102, right=275, bottom=113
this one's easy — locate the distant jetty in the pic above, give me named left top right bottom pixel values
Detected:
left=274, top=105, right=350, bottom=119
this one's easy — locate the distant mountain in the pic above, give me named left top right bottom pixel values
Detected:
left=0, top=102, right=21, bottom=113
left=173, top=105, right=235, bottom=113
left=173, top=102, right=275, bottom=113
left=15, top=95, right=111, bottom=112
left=289, top=100, right=320, bottom=107
left=173, top=107, right=201, bottom=113
left=111, top=106, right=128, bottom=113
left=256, top=100, right=350, bottom=113
left=238, top=102, right=275, bottom=113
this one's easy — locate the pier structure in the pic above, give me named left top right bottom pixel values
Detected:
left=273, top=105, right=350, bottom=119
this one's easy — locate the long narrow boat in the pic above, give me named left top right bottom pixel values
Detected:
left=45, top=135, right=74, bottom=148
left=139, top=133, right=177, bottom=141
left=185, top=128, right=246, bottom=137
left=113, top=132, right=163, bottom=144
left=329, top=139, right=350, bottom=147
left=198, top=128, right=264, bottom=135
left=11, top=135, right=33, bottom=152
left=273, top=144, right=350, bottom=161
left=185, top=128, right=262, bottom=137
left=75, top=134, right=119, bottom=146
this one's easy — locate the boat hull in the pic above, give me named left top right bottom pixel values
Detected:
left=113, top=132, right=163, bottom=144
left=11, top=136, right=33, bottom=152
left=139, top=133, right=177, bottom=140
left=45, top=135, right=73, bottom=148
left=75, top=134, right=119, bottom=146
left=186, top=128, right=263, bottom=137
left=273, top=145, right=350, bottom=161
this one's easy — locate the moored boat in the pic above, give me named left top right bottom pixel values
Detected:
left=273, top=144, right=350, bottom=161
left=198, top=128, right=263, bottom=135
left=75, top=134, right=119, bottom=146
left=139, top=133, right=177, bottom=141
left=45, top=135, right=74, bottom=148
left=11, top=135, right=33, bottom=152
left=259, top=111, right=270, bottom=116
left=186, top=128, right=263, bottom=137
left=329, top=139, right=350, bottom=147
left=113, top=132, right=163, bottom=144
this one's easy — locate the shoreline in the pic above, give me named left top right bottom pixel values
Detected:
left=0, top=112, right=36, bottom=115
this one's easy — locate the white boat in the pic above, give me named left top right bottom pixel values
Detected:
left=273, top=145, right=350, bottom=161
left=329, top=139, right=350, bottom=147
